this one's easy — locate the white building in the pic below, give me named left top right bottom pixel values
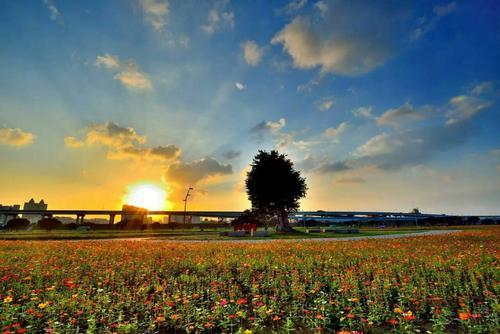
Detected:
left=22, top=199, right=48, bottom=224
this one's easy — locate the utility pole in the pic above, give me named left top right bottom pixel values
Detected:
left=183, top=187, right=193, bottom=224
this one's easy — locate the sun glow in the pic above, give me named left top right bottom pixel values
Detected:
left=123, top=183, right=169, bottom=211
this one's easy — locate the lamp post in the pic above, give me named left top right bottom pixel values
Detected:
left=183, top=187, right=193, bottom=224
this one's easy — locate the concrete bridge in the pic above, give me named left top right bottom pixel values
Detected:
left=0, top=209, right=450, bottom=225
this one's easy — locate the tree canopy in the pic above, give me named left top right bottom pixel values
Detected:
left=246, top=150, right=307, bottom=231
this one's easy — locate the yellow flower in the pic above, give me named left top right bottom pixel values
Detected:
left=394, top=307, right=403, bottom=314
left=244, top=330, right=253, bottom=334
left=3, top=296, right=13, bottom=303
left=46, top=286, right=56, bottom=291
left=236, top=311, right=244, bottom=317
left=38, top=302, right=48, bottom=309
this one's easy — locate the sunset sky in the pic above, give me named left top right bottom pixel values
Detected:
left=1, top=0, right=499, bottom=215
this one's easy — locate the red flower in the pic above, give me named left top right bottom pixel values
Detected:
left=236, top=298, right=247, bottom=305
left=388, top=319, right=398, bottom=325
left=219, top=298, right=228, bottom=306
left=404, top=314, right=415, bottom=321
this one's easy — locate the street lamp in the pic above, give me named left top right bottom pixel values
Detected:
left=183, top=187, right=193, bottom=224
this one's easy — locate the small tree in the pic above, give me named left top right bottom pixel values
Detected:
left=246, top=150, right=307, bottom=232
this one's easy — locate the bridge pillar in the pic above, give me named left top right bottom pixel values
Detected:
left=75, top=214, right=86, bottom=224
left=109, top=214, right=115, bottom=225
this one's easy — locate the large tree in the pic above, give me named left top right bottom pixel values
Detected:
left=246, top=150, right=307, bottom=232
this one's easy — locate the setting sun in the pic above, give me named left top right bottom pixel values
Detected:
left=123, top=183, right=169, bottom=211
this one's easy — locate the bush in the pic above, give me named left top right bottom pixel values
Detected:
left=5, top=218, right=31, bottom=230
left=37, top=217, right=63, bottom=231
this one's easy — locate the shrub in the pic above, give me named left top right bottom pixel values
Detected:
left=37, top=217, right=63, bottom=231
left=5, top=218, right=31, bottom=230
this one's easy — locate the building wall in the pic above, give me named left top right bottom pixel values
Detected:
left=22, top=199, right=48, bottom=224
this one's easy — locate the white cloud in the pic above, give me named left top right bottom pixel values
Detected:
left=315, top=97, right=333, bottom=111
left=446, top=95, right=492, bottom=125
left=201, top=2, right=235, bottom=35
left=471, top=81, right=493, bottom=95
left=352, top=133, right=404, bottom=158
left=43, top=0, right=61, bottom=22
left=241, top=41, right=264, bottom=66
left=323, top=122, right=347, bottom=139
left=235, top=82, right=246, bottom=90
left=286, top=0, right=307, bottom=13
left=272, top=2, right=407, bottom=75
left=95, top=54, right=153, bottom=91
left=352, top=106, right=374, bottom=119
left=315, top=1, right=328, bottom=15
left=0, top=127, right=35, bottom=147
left=266, top=118, right=286, bottom=133
left=412, top=2, right=456, bottom=40
left=66, top=122, right=180, bottom=162
left=138, top=0, right=169, bottom=31
left=376, top=102, right=430, bottom=127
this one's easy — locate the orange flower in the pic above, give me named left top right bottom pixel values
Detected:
left=459, top=312, right=470, bottom=321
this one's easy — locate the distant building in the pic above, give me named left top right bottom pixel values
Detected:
left=22, top=198, right=48, bottom=224
left=121, top=205, right=147, bottom=223
left=0, top=204, right=20, bottom=226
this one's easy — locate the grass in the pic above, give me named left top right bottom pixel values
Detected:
left=0, top=227, right=434, bottom=241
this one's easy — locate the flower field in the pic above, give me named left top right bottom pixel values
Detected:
left=0, top=229, right=498, bottom=333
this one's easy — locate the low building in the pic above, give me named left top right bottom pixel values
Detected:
left=0, top=204, right=20, bottom=227
left=22, top=199, right=48, bottom=224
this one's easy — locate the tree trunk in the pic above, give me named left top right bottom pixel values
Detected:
left=276, top=209, right=293, bottom=232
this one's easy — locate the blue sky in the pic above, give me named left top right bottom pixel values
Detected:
left=0, top=0, right=499, bottom=214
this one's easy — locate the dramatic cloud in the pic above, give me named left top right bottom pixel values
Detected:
left=376, top=102, right=432, bottom=127
left=223, top=150, right=241, bottom=159
left=43, top=0, right=61, bottom=22
left=335, top=176, right=366, bottom=184
left=250, top=118, right=316, bottom=150
left=298, top=154, right=351, bottom=174
left=315, top=97, right=333, bottom=111
left=235, top=82, right=246, bottom=90
left=241, top=41, right=264, bottom=66
left=165, top=157, right=232, bottom=185
left=201, top=2, right=235, bottom=35
left=323, top=122, right=347, bottom=139
left=65, top=122, right=180, bottom=162
left=272, top=1, right=408, bottom=75
left=95, top=54, right=153, bottom=91
left=137, top=0, right=169, bottom=31
left=412, top=2, right=456, bottom=40
left=317, top=160, right=352, bottom=173
left=0, top=127, right=35, bottom=147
